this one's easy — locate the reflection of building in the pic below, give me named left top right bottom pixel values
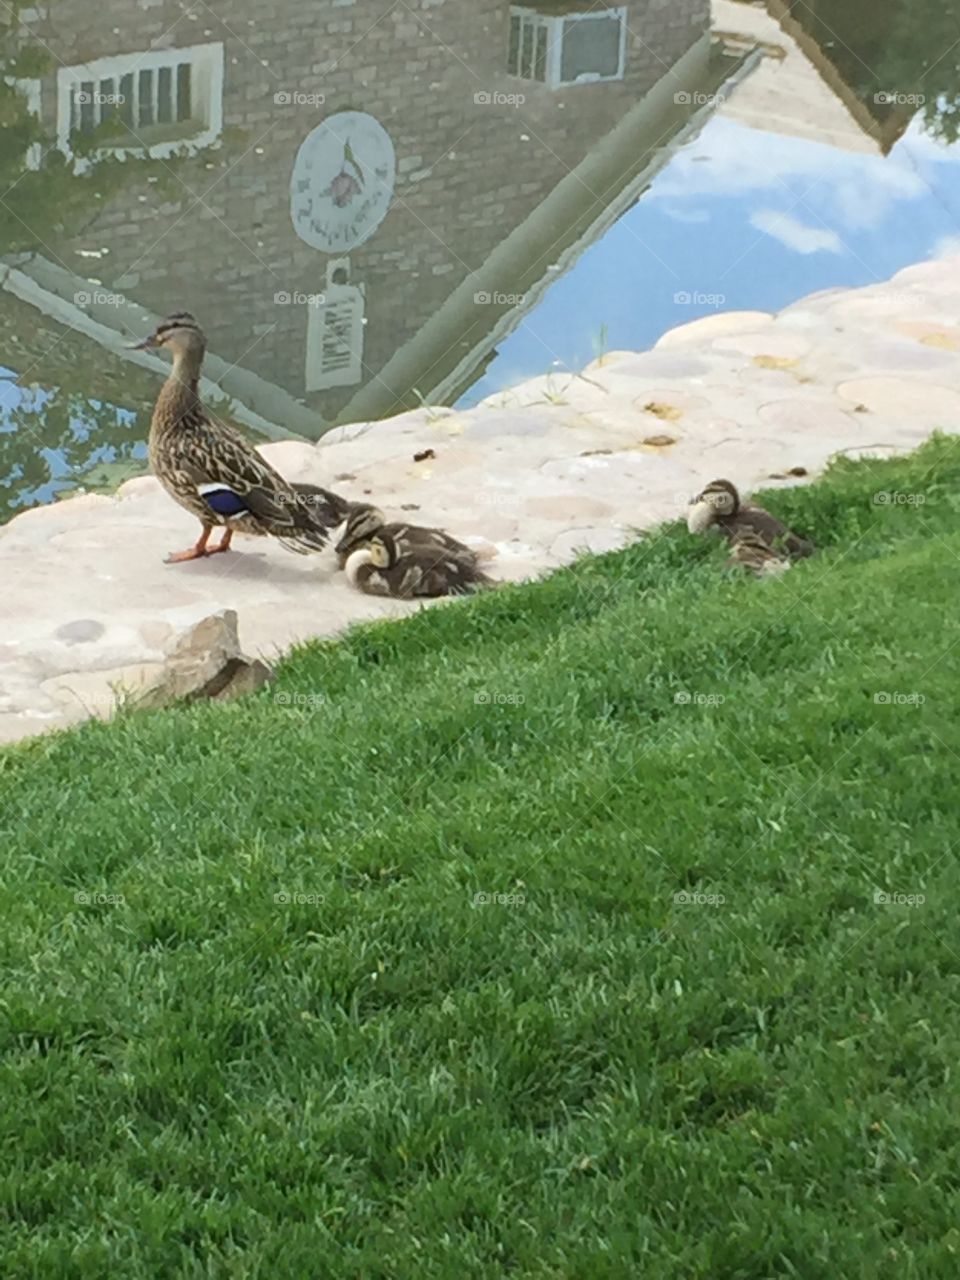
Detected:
left=508, top=6, right=629, bottom=86
left=10, top=0, right=718, bottom=433
left=765, top=0, right=913, bottom=154
left=55, top=42, right=225, bottom=164
left=713, top=0, right=912, bottom=155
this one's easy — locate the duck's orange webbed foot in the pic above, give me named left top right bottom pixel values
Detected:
left=164, top=525, right=232, bottom=564
left=208, top=529, right=233, bottom=555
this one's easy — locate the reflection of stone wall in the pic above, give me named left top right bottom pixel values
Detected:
left=24, top=0, right=707, bottom=419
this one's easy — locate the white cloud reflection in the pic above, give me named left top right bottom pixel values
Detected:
left=749, top=209, right=843, bottom=254
left=652, top=117, right=931, bottom=236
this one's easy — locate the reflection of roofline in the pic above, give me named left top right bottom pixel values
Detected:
left=338, top=34, right=755, bottom=423
left=760, top=0, right=913, bottom=155
left=0, top=256, right=316, bottom=440
left=441, top=45, right=764, bottom=408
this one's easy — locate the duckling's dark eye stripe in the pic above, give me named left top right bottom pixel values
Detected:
left=347, top=511, right=382, bottom=541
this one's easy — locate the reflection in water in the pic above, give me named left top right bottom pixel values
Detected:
left=0, top=0, right=958, bottom=519
left=773, top=0, right=960, bottom=144
left=0, top=371, right=144, bottom=509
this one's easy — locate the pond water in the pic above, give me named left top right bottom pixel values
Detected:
left=1, top=0, right=957, bottom=520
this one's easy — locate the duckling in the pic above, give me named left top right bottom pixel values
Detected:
left=333, top=502, right=481, bottom=568
left=687, top=479, right=813, bottom=559
left=343, top=531, right=494, bottom=599
left=727, top=531, right=791, bottom=578
left=133, top=312, right=346, bottom=563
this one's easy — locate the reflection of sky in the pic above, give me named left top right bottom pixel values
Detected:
left=0, top=372, right=143, bottom=511
left=461, top=113, right=960, bottom=406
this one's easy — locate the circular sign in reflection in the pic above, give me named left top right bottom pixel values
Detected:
left=290, top=110, right=396, bottom=253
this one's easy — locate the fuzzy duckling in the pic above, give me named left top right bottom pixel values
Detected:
left=343, top=531, right=494, bottom=599
left=687, top=479, right=814, bottom=560
left=333, top=503, right=482, bottom=569
left=134, top=312, right=347, bottom=562
left=727, top=531, right=791, bottom=578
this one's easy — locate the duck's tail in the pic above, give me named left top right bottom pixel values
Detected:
left=275, top=483, right=354, bottom=554
left=459, top=568, right=497, bottom=594
left=290, top=483, right=353, bottom=527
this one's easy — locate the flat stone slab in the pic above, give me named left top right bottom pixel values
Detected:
left=3, top=257, right=960, bottom=746
left=655, top=311, right=774, bottom=348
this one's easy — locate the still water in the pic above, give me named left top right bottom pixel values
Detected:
left=1, top=0, right=957, bottom=519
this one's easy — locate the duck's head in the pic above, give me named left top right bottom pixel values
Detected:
left=687, top=478, right=740, bottom=534
left=698, top=479, right=740, bottom=516
left=368, top=532, right=398, bottom=568
left=130, top=312, right=206, bottom=359
left=343, top=533, right=396, bottom=586
left=334, top=503, right=387, bottom=558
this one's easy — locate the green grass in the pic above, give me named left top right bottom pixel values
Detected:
left=4, top=438, right=960, bottom=1277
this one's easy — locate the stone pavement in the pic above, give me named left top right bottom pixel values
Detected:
left=2, top=256, right=959, bottom=745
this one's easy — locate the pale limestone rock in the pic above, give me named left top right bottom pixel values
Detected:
left=635, top=389, right=710, bottom=419
left=550, top=526, right=633, bottom=559
left=117, top=476, right=160, bottom=500
left=52, top=493, right=113, bottom=513
left=890, top=261, right=953, bottom=291
left=893, top=323, right=960, bottom=350
left=655, top=311, right=773, bottom=348
left=462, top=413, right=553, bottom=442
left=0, top=710, right=63, bottom=745
left=612, top=352, right=713, bottom=379
left=834, top=444, right=912, bottom=462
left=757, top=399, right=866, bottom=441
left=55, top=619, right=105, bottom=645
left=712, top=331, right=814, bottom=360
left=836, top=378, right=960, bottom=422
left=258, top=440, right=326, bottom=478
left=778, top=290, right=848, bottom=316
left=138, top=621, right=174, bottom=650
left=40, top=663, right=165, bottom=718
left=136, top=610, right=273, bottom=710
left=524, top=495, right=616, bottom=521
left=581, top=350, right=643, bottom=370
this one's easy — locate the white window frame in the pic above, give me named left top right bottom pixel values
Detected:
left=55, top=41, right=224, bottom=163
left=509, top=6, right=628, bottom=88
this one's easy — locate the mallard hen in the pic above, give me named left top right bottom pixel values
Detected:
left=134, top=312, right=346, bottom=563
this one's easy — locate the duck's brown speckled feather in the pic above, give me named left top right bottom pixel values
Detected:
left=352, top=552, right=494, bottom=599
left=690, top=479, right=814, bottom=560
left=715, top=506, right=813, bottom=559
left=149, top=371, right=343, bottom=552
left=727, top=530, right=790, bottom=577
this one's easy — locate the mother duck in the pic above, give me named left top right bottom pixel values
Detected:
left=134, top=312, right=347, bottom=563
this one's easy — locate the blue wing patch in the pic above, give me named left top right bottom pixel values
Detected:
left=198, top=483, right=249, bottom=518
